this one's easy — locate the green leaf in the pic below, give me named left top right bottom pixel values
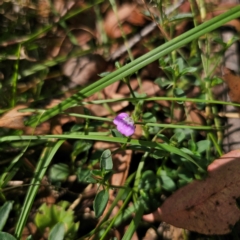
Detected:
left=168, top=13, right=193, bottom=22
left=93, top=189, right=109, bottom=218
left=162, top=66, right=175, bottom=77
left=0, top=232, right=17, bottom=240
left=49, top=163, right=70, bottom=182
left=35, top=201, right=79, bottom=238
left=0, top=201, right=13, bottom=231
left=211, top=77, right=223, bottom=87
left=111, top=129, right=124, bottom=138
left=70, top=124, right=83, bottom=132
left=25, top=235, right=33, bottom=240
left=15, top=140, right=65, bottom=239
left=71, top=140, right=92, bottom=159
left=160, top=175, right=176, bottom=191
left=174, top=129, right=193, bottom=142
left=188, top=139, right=197, bottom=152
left=98, top=72, right=110, bottom=77
left=197, top=140, right=211, bottom=154
left=155, top=77, right=172, bottom=88
left=173, top=88, right=186, bottom=98
left=142, top=112, right=157, bottom=123
left=49, top=222, right=65, bottom=240
left=77, top=168, right=92, bottom=182
left=122, top=202, right=144, bottom=240
left=92, top=169, right=103, bottom=177
left=175, top=58, right=184, bottom=73
left=173, top=131, right=185, bottom=143
left=100, top=149, right=113, bottom=171
left=180, top=67, right=198, bottom=75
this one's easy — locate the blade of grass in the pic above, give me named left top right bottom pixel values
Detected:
left=121, top=201, right=144, bottom=240
left=11, top=44, right=21, bottom=107
left=80, top=97, right=240, bottom=107
left=25, top=6, right=240, bottom=126
left=14, top=139, right=64, bottom=239
left=0, top=134, right=204, bottom=170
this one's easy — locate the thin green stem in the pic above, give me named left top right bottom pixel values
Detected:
left=11, top=44, right=21, bottom=107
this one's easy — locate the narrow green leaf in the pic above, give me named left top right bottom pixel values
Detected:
left=100, top=149, right=113, bottom=171
left=49, top=223, right=65, bottom=240
left=0, top=202, right=13, bottom=231
left=25, top=235, right=33, bottom=240
left=14, top=140, right=65, bottom=239
left=156, top=142, right=204, bottom=171
left=155, top=77, right=172, bottom=88
left=93, top=189, right=109, bottom=218
left=181, top=67, right=198, bottom=75
left=168, top=13, right=193, bottom=22
left=122, top=201, right=144, bottom=240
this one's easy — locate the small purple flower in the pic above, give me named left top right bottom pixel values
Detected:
left=113, top=113, right=135, bottom=137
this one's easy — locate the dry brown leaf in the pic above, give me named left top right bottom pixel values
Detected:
left=22, top=222, right=38, bottom=240
left=62, top=54, right=107, bottom=87
left=0, top=104, right=50, bottom=135
left=222, top=67, right=240, bottom=104
left=118, top=79, right=140, bottom=95
left=0, top=104, right=32, bottom=129
left=143, top=150, right=240, bottom=235
left=0, top=100, right=83, bottom=135
left=140, top=80, right=161, bottom=96
left=142, top=228, right=158, bottom=240
left=112, top=150, right=132, bottom=185
left=175, top=1, right=191, bottom=36
left=187, top=110, right=206, bottom=126
left=104, top=4, right=145, bottom=38
left=104, top=81, right=120, bottom=97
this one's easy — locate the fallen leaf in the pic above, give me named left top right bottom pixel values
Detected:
left=222, top=67, right=240, bottom=103
left=61, top=54, right=107, bottom=87
left=204, top=4, right=240, bottom=32
left=104, top=4, right=145, bottom=38
left=0, top=104, right=32, bottom=129
left=143, top=150, right=240, bottom=235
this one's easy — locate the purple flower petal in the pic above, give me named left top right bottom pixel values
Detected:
left=113, top=113, right=135, bottom=137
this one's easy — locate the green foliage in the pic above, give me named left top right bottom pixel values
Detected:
left=49, top=222, right=65, bottom=240
left=93, top=189, right=109, bottom=218
left=100, top=149, right=113, bottom=171
left=0, top=232, right=17, bottom=240
left=49, top=163, right=70, bottom=182
left=139, top=170, right=162, bottom=212
left=35, top=201, right=79, bottom=239
left=0, top=201, right=13, bottom=231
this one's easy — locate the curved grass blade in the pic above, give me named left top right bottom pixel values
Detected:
left=0, top=134, right=203, bottom=171
left=25, top=6, right=240, bottom=127
left=14, top=139, right=64, bottom=239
